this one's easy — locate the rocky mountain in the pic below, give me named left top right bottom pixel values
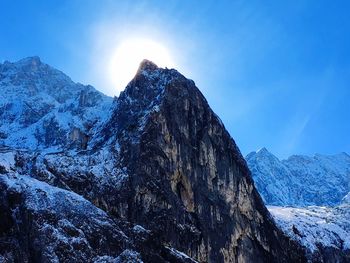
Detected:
left=0, top=57, right=307, bottom=262
left=246, top=148, right=350, bottom=207
left=0, top=56, right=112, bottom=150
left=246, top=148, right=350, bottom=262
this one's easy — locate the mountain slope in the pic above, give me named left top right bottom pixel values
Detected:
left=246, top=148, right=350, bottom=262
left=268, top=204, right=350, bottom=262
left=0, top=57, right=306, bottom=262
left=0, top=57, right=112, bottom=150
left=246, top=148, right=350, bottom=206
left=0, top=173, right=132, bottom=262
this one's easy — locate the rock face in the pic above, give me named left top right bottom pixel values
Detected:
left=97, top=60, right=305, bottom=262
left=0, top=57, right=306, bottom=262
left=0, top=174, right=130, bottom=262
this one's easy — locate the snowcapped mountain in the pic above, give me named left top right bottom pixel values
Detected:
left=246, top=148, right=350, bottom=206
left=0, top=57, right=112, bottom=150
left=246, top=148, right=350, bottom=262
left=1, top=56, right=348, bottom=262
left=0, top=57, right=307, bottom=262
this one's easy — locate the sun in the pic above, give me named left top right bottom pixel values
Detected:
left=109, top=38, right=175, bottom=93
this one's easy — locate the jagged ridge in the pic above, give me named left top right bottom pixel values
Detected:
left=0, top=56, right=112, bottom=150
left=246, top=148, right=350, bottom=206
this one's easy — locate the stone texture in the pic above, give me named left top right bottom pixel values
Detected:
left=101, top=60, right=306, bottom=262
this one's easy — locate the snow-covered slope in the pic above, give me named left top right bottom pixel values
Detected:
left=0, top=172, right=147, bottom=262
left=246, top=148, right=350, bottom=261
left=246, top=148, right=350, bottom=206
left=0, top=56, right=112, bottom=150
left=268, top=205, right=350, bottom=261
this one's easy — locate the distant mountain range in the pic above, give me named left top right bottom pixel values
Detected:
left=246, top=147, right=350, bottom=207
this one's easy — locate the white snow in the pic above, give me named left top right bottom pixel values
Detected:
left=165, top=246, right=198, bottom=262
left=0, top=57, right=113, bottom=150
left=94, top=250, right=143, bottom=263
left=1, top=173, right=107, bottom=219
left=268, top=205, right=350, bottom=252
left=132, top=225, right=150, bottom=234
left=246, top=149, right=350, bottom=206
left=0, top=150, right=16, bottom=171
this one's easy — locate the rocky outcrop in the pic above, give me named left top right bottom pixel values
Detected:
left=92, top=60, right=306, bottom=262
left=0, top=173, right=130, bottom=262
left=0, top=172, right=201, bottom=263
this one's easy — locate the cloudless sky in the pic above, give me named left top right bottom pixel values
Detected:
left=1, top=0, right=349, bottom=158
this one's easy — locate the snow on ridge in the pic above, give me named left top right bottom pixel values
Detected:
left=268, top=205, right=350, bottom=252
left=246, top=148, right=350, bottom=207
left=0, top=151, right=16, bottom=172
left=165, top=246, right=198, bottom=263
left=248, top=148, right=350, bottom=257
left=0, top=56, right=113, bottom=150
left=2, top=173, right=100, bottom=212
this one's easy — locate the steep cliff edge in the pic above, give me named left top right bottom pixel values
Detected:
left=93, top=60, right=306, bottom=262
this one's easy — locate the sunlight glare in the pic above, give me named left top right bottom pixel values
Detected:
left=109, top=38, right=175, bottom=93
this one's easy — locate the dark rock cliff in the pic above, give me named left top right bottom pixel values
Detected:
left=94, top=60, right=306, bottom=262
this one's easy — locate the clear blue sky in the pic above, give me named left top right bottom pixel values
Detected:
left=1, top=0, right=349, bottom=158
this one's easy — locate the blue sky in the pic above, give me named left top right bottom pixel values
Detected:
left=1, top=0, right=349, bottom=158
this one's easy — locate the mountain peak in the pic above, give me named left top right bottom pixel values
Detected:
left=2, top=56, right=43, bottom=69
left=137, top=59, right=159, bottom=73
left=1, top=56, right=43, bottom=73
left=257, top=147, right=270, bottom=154
left=17, top=56, right=41, bottom=65
left=0, top=56, right=306, bottom=262
left=246, top=147, right=276, bottom=160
